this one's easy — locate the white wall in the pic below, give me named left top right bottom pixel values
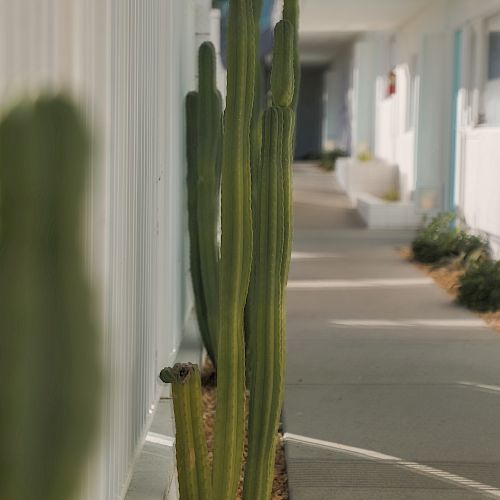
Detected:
left=459, top=127, right=500, bottom=255
left=346, top=0, right=500, bottom=212
left=324, top=45, right=353, bottom=151
left=351, top=33, right=392, bottom=155
left=394, top=1, right=449, bottom=65
left=0, top=0, right=200, bottom=498
left=373, top=65, right=417, bottom=201
left=448, top=0, right=500, bottom=28
left=319, top=0, right=500, bottom=240
left=386, top=0, right=500, bottom=239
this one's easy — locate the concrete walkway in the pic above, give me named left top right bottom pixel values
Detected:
left=284, top=164, right=500, bottom=500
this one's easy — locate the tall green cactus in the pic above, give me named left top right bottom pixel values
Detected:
left=250, top=0, right=264, bottom=184
left=212, top=0, right=255, bottom=497
left=243, top=2, right=298, bottom=497
left=186, top=42, right=222, bottom=365
left=160, top=364, right=212, bottom=500
left=243, top=106, right=294, bottom=500
left=0, top=95, right=101, bottom=500
left=167, top=1, right=299, bottom=499
left=186, top=91, right=214, bottom=363
left=271, top=20, right=295, bottom=107
left=197, top=43, right=223, bottom=365
left=283, top=0, right=300, bottom=112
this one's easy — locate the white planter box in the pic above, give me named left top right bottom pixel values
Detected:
left=357, top=193, right=422, bottom=229
left=336, top=158, right=399, bottom=206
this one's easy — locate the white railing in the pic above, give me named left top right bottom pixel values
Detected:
left=0, top=0, right=199, bottom=498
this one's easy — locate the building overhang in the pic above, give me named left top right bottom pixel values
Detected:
left=297, top=0, right=434, bottom=65
left=298, top=0, right=434, bottom=33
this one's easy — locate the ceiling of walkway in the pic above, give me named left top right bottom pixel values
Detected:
left=299, top=32, right=356, bottom=66
left=298, top=0, right=434, bottom=65
left=298, top=0, right=434, bottom=32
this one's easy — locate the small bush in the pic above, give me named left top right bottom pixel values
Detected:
left=458, top=260, right=500, bottom=311
left=382, top=188, right=400, bottom=202
left=320, top=148, right=348, bottom=171
left=301, top=151, right=321, bottom=161
left=411, top=213, right=489, bottom=265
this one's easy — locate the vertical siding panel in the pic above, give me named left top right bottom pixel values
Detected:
left=0, top=1, right=197, bottom=498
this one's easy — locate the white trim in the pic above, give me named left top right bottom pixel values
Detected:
left=329, top=318, right=486, bottom=328
left=458, top=381, right=500, bottom=394
left=146, top=432, right=176, bottom=448
left=287, top=278, right=433, bottom=289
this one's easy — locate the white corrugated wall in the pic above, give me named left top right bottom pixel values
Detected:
left=0, top=0, right=199, bottom=498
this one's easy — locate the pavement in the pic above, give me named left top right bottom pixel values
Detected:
left=283, top=164, right=500, bottom=500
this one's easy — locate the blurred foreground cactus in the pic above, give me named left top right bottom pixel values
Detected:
left=166, top=0, right=298, bottom=498
left=0, top=95, right=100, bottom=500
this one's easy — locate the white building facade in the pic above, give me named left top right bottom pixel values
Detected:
left=305, top=0, right=500, bottom=252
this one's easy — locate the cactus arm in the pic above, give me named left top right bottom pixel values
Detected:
left=271, top=21, right=295, bottom=107
left=160, top=364, right=212, bottom=500
left=189, top=367, right=213, bottom=498
left=283, top=0, right=301, bottom=112
left=281, top=108, right=294, bottom=288
left=196, top=43, right=223, bottom=364
left=249, top=0, right=263, bottom=277
left=186, top=92, right=217, bottom=364
left=243, top=107, right=289, bottom=500
left=250, top=0, right=264, bottom=183
left=212, top=0, right=255, bottom=498
left=246, top=0, right=264, bottom=368
left=244, top=4, right=297, bottom=497
left=174, top=376, right=200, bottom=500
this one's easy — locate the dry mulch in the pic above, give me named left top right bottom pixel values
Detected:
left=201, top=362, right=289, bottom=500
left=399, top=246, right=500, bottom=335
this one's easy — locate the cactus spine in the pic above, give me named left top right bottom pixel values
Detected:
left=0, top=96, right=100, bottom=500
left=243, top=1, right=298, bottom=498
left=212, top=0, right=255, bottom=498
left=160, top=364, right=212, bottom=500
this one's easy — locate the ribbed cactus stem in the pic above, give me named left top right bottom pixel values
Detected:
left=243, top=105, right=294, bottom=500
left=212, top=0, right=255, bottom=498
left=271, top=20, right=295, bottom=107
left=197, top=42, right=223, bottom=365
left=281, top=110, right=294, bottom=285
left=160, top=364, right=212, bottom=500
left=283, top=0, right=300, bottom=111
left=186, top=91, right=215, bottom=364
left=250, top=0, right=264, bottom=180
left=243, top=1, right=297, bottom=497
left=0, top=96, right=100, bottom=500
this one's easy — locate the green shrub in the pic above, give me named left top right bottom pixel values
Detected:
left=382, top=188, right=400, bottom=202
left=411, top=213, right=489, bottom=265
left=320, top=148, right=348, bottom=171
left=458, top=260, right=500, bottom=311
